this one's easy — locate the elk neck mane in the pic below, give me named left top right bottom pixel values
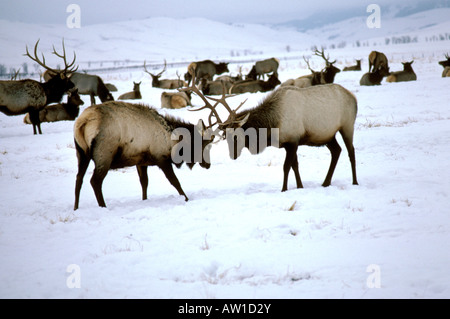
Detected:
left=238, top=88, right=282, bottom=129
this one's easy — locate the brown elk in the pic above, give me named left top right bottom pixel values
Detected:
left=145, top=60, right=186, bottom=89
left=160, top=91, right=192, bottom=109
left=73, top=101, right=214, bottom=210
left=0, top=40, right=77, bottom=134
left=200, top=78, right=234, bottom=96
left=368, top=51, right=389, bottom=74
left=246, top=58, right=279, bottom=80
left=360, top=64, right=390, bottom=86
left=343, top=59, right=362, bottom=71
left=229, top=73, right=281, bottom=94
left=438, top=54, right=450, bottom=77
left=24, top=88, right=84, bottom=126
left=118, top=81, right=142, bottom=100
left=281, top=50, right=340, bottom=88
left=44, top=71, right=114, bottom=106
left=386, top=61, right=417, bottom=82
left=184, top=60, right=229, bottom=85
left=184, top=73, right=358, bottom=192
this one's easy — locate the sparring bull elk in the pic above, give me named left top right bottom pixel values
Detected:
left=182, top=73, right=359, bottom=192
left=73, top=101, right=214, bottom=210
left=0, top=39, right=77, bottom=134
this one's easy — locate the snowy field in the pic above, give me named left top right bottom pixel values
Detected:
left=1, top=16, right=450, bottom=299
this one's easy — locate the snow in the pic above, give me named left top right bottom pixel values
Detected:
left=1, top=10, right=450, bottom=299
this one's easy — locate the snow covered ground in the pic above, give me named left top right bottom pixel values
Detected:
left=0, top=12, right=450, bottom=299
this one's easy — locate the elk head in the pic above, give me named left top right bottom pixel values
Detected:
left=144, top=59, right=166, bottom=85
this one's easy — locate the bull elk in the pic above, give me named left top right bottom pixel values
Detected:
left=184, top=60, right=229, bottom=85
left=343, top=59, right=362, bottom=71
left=246, top=58, right=279, bottom=80
left=24, top=88, right=84, bottom=126
left=438, top=54, right=450, bottom=77
left=229, top=73, right=281, bottom=94
left=73, top=101, right=213, bottom=210
left=368, top=51, right=389, bottom=74
left=183, top=73, right=358, bottom=192
left=0, top=39, right=77, bottom=134
left=386, top=61, right=417, bottom=83
left=118, top=81, right=142, bottom=100
left=145, top=60, right=186, bottom=89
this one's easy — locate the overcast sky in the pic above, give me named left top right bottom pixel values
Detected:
left=0, top=0, right=426, bottom=25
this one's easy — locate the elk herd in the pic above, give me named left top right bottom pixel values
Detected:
left=0, top=39, right=448, bottom=210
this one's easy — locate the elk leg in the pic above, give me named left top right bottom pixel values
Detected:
left=291, top=153, right=303, bottom=189
left=90, top=93, right=96, bottom=105
left=341, top=134, right=358, bottom=185
left=323, top=136, right=341, bottom=187
left=136, top=165, right=149, bottom=200
left=282, top=143, right=298, bottom=192
left=29, top=110, right=42, bottom=135
left=74, top=143, right=90, bottom=210
left=90, top=166, right=108, bottom=208
left=160, top=163, right=188, bottom=201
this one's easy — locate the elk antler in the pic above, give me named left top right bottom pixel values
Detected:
left=179, top=72, right=247, bottom=132
left=144, top=59, right=167, bottom=77
left=10, top=68, right=20, bottom=81
left=314, top=48, right=336, bottom=65
left=24, top=39, right=77, bottom=75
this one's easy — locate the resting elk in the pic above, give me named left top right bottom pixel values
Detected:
left=184, top=60, right=229, bottom=85
left=438, top=54, right=450, bottom=77
left=246, top=58, right=279, bottom=80
left=73, top=101, right=214, bottom=210
left=184, top=74, right=358, bottom=192
left=44, top=71, right=114, bottom=105
left=229, top=73, right=281, bottom=94
left=343, top=59, right=362, bottom=71
left=24, top=88, right=84, bottom=126
left=145, top=60, right=186, bottom=89
left=0, top=39, right=77, bottom=134
left=360, top=64, right=390, bottom=86
left=118, top=81, right=142, bottom=100
left=386, top=61, right=417, bottom=82
left=368, top=51, right=389, bottom=74
left=160, top=91, right=192, bottom=109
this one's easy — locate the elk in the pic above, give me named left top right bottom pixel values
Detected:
left=184, top=74, right=358, bottom=192
left=118, top=81, right=142, bottom=100
left=145, top=60, right=186, bottom=89
left=0, top=39, right=77, bottom=134
left=438, top=54, right=450, bottom=77
left=343, top=59, right=362, bottom=71
left=386, top=61, right=417, bottom=82
left=44, top=70, right=114, bottom=105
left=360, top=65, right=390, bottom=86
left=229, top=73, right=281, bottom=94
left=184, top=60, right=229, bottom=85
left=160, top=91, right=192, bottom=109
left=73, top=101, right=214, bottom=210
left=24, top=88, right=84, bottom=126
left=368, top=51, right=389, bottom=74
left=200, top=78, right=234, bottom=96
left=246, top=58, right=280, bottom=80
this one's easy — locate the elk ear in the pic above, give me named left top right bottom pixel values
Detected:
left=236, top=113, right=250, bottom=128
left=196, top=119, right=207, bottom=135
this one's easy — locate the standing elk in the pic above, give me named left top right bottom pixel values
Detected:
left=160, top=91, right=192, bottom=109
left=386, top=61, right=417, bottom=83
left=24, top=88, right=84, bottom=126
left=44, top=70, right=114, bottom=106
left=229, top=73, right=281, bottom=94
left=118, top=81, right=142, bottom=100
left=246, top=58, right=279, bottom=80
left=438, top=54, right=450, bottom=77
left=73, top=101, right=214, bottom=210
left=184, top=60, right=229, bottom=85
left=145, top=60, right=186, bottom=89
left=183, top=74, right=358, bottom=192
left=368, top=51, right=389, bottom=74
left=343, top=59, right=362, bottom=71
left=360, top=64, right=390, bottom=86
left=0, top=39, right=77, bottom=134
